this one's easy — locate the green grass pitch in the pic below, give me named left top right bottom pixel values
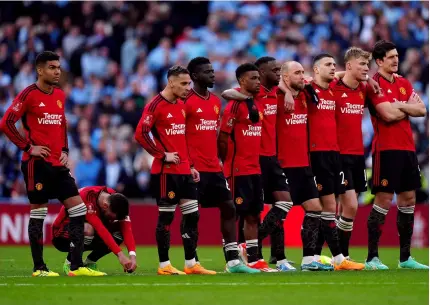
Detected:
left=0, top=246, right=428, bottom=305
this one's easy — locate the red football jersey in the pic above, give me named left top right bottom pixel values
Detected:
left=183, top=89, right=222, bottom=172
left=0, top=84, right=68, bottom=166
left=276, top=90, right=309, bottom=168
left=308, top=82, right=339, bottom=152
left=220, top=100, right=262, bottom=177
left=52, top=186, right=136, bottom=255
left=255, top=85, right=278, bottom=156
left=333, top=79, right=384, bottom=155
left=135, top=94, right=191, bottom=175
left=370, top=73, right=415, bottom=152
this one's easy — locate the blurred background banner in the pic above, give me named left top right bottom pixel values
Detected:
left=0, top=203, right=428, bottom=247
left=0, top=1, right=428, bottom=204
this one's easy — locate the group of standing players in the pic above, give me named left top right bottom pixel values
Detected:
left=0, top=39, right=427, bottom=277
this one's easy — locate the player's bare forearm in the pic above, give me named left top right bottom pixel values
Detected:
left=376, top=102, right=407, bottom=122
left=221, top=89, right=248, bottom=101
left=398, top=102, right=427, bottom=117
left=217, top=131, right=229, bottom=163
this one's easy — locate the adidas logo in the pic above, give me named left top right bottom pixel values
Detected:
left=315, top=89, right=320, bottom=93
left=197, top=108, right=202, bottom=113
left=39, top=102, right=45, bottom=107
left=167, top=113, right=173, bottom=118
left=70, top=242, right=75, bottom=248
left=341, top=93, right=348, bottom=98
left=387, top=89, right=392, bottom=93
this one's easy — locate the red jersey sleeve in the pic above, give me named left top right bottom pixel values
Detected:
left=366, top=83, right=386, bottom=106
left=0, top=88, right=32, bottom=151
left=403, top=78, right=414, bottom=99
left=134, top=104, right=165, bottom=159
left=61, top=115, right=69, bottom=154
left=219, top=101, right=239, bottom=134
left=119, top=216, right=136, bottom=253
left=86, top=212, right=122, bottom=255
left=52, top=206, right=67, bottom=229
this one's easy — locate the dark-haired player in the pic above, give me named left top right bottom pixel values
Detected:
left=365, top=40, right=428, bottom=270
left=222, top=57, right=295, bottom=271
left=184, top=57, right=257, bottom=273
left=0, top=51, right=103, bottom=276
left=135, top=66, right=215, bottom=275
left=52, top=186, right=137, bottom=275
left=218, top=63, right=269, bottom=272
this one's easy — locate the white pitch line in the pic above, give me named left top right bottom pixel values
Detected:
left=0, top=282, right=427, bottom=287
left=0, top=259, right=15, bottom=262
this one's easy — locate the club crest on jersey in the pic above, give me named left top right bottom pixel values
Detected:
left=214, top=105, right=219, bottom=114
left=302, top=99, right=307, bottom=108
left=35, top=183, right=43, bottom=191
left=181, top=109, right=186, bottom=118
left=168, top=191, right=175, bottom=199
left=359, top=92, right=364, bottom=100
left=317, top=184, right=323, bottom=191
left=143, top=114, right=153, bottom=125
left=399, top=87, right=406, bottom=95
left=12, top=101, right=22, bottom=112
left=259, top=111, right=264, bottom=120
left=381, top=179, right=388, bottom=187
left=235, top=197, right=243, bottom=205
left=57, top=100, right=62, bottom=108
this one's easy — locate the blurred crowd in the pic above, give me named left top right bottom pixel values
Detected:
left=0, top=1, right=428, bottom=202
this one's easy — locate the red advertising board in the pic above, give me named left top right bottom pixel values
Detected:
left=0, top=203, right=428, bottom=247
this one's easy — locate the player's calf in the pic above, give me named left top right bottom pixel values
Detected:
left=64, top=197, right=87, bottom=271
left=28, top=205, right=48, bottom=273
left=366, top=193, right=391, bottom=262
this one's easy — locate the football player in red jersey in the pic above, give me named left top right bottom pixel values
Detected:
left=52, top=186, right=137, bottom=275
left=365, top=40, right=428, bottom=270
left=0, top=51, right=103, bottom=277
left=134, top=66, right=215, bottom=275
left=329, top=48, right=385, bottom=262
left=222, top=57, right=295, bottom=271
left=278, top=60, right=365, bottom=271
left=218, top=63, right=270, bottom=272
left=183, top=57, right=257, bottom=273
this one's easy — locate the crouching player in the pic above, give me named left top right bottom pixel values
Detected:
left=52, top=186, right=137, bottom=275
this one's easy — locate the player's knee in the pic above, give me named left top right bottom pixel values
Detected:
left=219, top=200, right=236, bottom=220
left=244, top=214, right=259, bottom=227
left=84, top=223, right=95, bottom=237
left=375, top=192, right=394, bottom=210
left=397, top=191, right=416, bottom=207
left=303, top=198, right=323, bottom=213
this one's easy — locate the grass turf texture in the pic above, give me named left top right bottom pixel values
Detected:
left=0, top=246, right=428, bottom=305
